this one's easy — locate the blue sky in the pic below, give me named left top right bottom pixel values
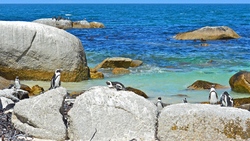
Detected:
left=1, top=0, right=250, bottom=4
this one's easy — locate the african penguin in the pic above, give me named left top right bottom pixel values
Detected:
left=14, top=76, right=21, bottom=89
left=220, top=91, right=233, bottom=107
left=183, top=98, right=188, bottom=103
left=106, top=81, right=126, bottom=91
left=156, top=97, right=164, bottom=112
left=49, top=69, right=61, bottom=90
left=209, top=85, right=218, bottom=104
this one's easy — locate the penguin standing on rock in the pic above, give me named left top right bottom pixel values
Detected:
left=209, top=85, right=218, bottom=104
left=106, top=81, right=126, bottom=91
left=220, top=91, right=233, bottom=107
left=49, top=69, right=61, bottom=90
left=14, top=76, right=21, bottom=90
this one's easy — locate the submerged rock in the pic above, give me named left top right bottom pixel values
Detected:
left=174, top=26, right=240, bottom=40
left=229, top=71, right=250, bottom=93
left=68, top=86, right=157, bottom=141
left=0, top=21, right=89, bottom=82
left=158, top=103, right=250, bottom=141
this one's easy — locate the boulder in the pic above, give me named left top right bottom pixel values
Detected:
left=68, top=86, right=157, bottom=141
left=229, top=71, right=250, bottom=93
left=89, top=21, right=105, bottom=28
left=0, top=97, right=15, bottom=111
left=90, top=68, right=104, bottom=79
left=12, top=87, right=67, bottom=140
left=174, top=26, right=240, bottom=40
left=72, top=20, right=90, bottom=28
left=187, top=80, right=228, bottom=90
left=0, top=76, right=11, bottom=89
left=125, top=87, right=149, bottom=98
left=157, top=103, right=250, bottom=141
left=130, top=60, right=143, bottom=67
left=0, top=89, right=27, bottom=102
left=0, top=21, right=89, bottom=82
left=94, top=57, right=133, bottom=69
left=30, top=85, right=44, bottom=96
left=112, top=67, right=130, bottom=75
left=33, top=18, right=73, bottom=29
left=233, top=97, right=250, bottom=107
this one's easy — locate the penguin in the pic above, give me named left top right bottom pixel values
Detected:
left=183, top=98, right=188, bottom=103
left=156, top=97, right=164, bottom=112
left=49, top=69, right=61, bottom=90
left=14, top=76, right=21, bottom=89
left=209, top=85, right=218, bottom=104
left=220, top=91, right=233, bottom=107
left=106, top=81, right=126, bottom=91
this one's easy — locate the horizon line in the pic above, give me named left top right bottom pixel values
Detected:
left=0, top=3, right=250, bottom=4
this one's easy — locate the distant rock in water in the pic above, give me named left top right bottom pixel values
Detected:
left=229, top=71, right=250, bottom=93
left=0, top=21, right=89, bottom=82
left=187, top=80, right=228, bottom=90
left=33, top=18, right=73, bottom=29
left=33, top=18, right=105, bottom=29
left=174, top=26, right=240, bottom=40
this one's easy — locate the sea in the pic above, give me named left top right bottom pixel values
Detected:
left=1, top=4, right=250, bottom=104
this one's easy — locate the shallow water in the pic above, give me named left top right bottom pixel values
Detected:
left=1, top=4, right=250, bottom=103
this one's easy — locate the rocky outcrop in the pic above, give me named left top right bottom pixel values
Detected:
left=12, top=87, right=67, bottom=140
left=68, top=86, right=157, bottom=141
left=229, top=71, right=250, bottom=93
left=174, top=26, right=240, bottom=40
left=33, top=18, right=72, bottom=29
left=89, top=21, right=105, bottom=28
left=187, top=80, right=228, bottom=90
left=73, top=20, right=105, bottom=28
left=130, top=60, right=143, bottom=67
left=33, top=18, right=105, bottom=29
left=0, top=21, right=89, bottom=82
left=157, top=103, right=250, bottom=141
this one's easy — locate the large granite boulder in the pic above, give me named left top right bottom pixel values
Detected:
left=187, top=80, right=228, bottom=90
left=33, top=18, right=73, bottom=29
left=229, top=71, right=250, bottom=93
left=158, top=103, right=250, bottom=141
left=89, top=21, right=105, bottom=28
left=12, top=87, right=67, bottom=140
left=68, top=86, right=157, bottom=141
left=174, top=26, right=240, bottom=40
left=0, top=21, right=89, bottom=82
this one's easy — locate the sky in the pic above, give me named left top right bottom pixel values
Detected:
left=0, top=0, right=250, bottom=4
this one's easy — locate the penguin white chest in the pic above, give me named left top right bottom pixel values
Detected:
left=210, top=92, right=218, bottom=104
left=55, top=75, right=61, bottom=87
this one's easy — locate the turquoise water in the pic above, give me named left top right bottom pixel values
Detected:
left=1, top=4, right=250, bottom=103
